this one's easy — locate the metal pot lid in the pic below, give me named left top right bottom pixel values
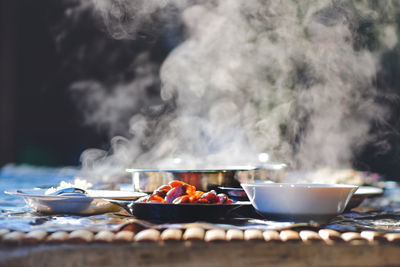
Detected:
left=126, top=165, right=258, bottom=173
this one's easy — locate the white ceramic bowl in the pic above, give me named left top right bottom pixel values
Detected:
left=241, top=183, right=358, bottom=223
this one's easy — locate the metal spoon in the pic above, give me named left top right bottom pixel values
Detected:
left=48, top=187, right=88, bottom=197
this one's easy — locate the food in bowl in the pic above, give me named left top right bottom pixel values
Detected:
left=136, top=180, right=233, bottom=204
left=241, top=183, right=358, bottom=223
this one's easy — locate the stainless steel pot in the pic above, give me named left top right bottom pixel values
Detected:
left=127, top=164, right=286, bottom=192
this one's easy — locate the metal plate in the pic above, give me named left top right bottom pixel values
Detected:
left=5, top=189, right=146, bottom=215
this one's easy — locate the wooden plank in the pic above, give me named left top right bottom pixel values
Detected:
left=226, top=229, right=244, bottom=241
left=114, top=231, right=134, bottom=243
left=299, top=230, right=322, bottom=242
left=244, top=229, right=263, bottom=241
left=23, top=230, right=47, bottom=244
left=2, top=231, right=25, bottom=244
left=94, top=231, right=115, bottom=243
left=0, top=242, right=400, bottom=267
left=68, top=230, right=94, bottom=243
left=183, top=227, right=205, bottom=241
left=204, top=229, right=225, bottom=242
left=134, top=229, right=160, bottom=242
left=161, top=229, right=182, bottom=242
left=263, top=230, right=280, bottom=242
left=319, top=229, right=342, bottom=244
left=46, top=231, right=69, bottom=243
left=280, top=230, right=300, bottom=242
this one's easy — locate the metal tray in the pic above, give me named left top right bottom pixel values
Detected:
left=127, top=164, right=286, bottom=192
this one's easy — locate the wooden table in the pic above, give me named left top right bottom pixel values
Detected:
left=1, top=227, right=400, bottom=266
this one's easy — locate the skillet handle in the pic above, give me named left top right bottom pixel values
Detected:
left=103, top=198, right=132, bottom=212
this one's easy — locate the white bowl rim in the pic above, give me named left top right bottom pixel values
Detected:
left=240, top=183, right=358, bottom=189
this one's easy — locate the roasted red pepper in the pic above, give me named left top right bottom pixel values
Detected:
left=198, top=190, right=218, bottom=204
left=172, top=195, right=191, bottom=204
left=136, top=195, right=151, bottom=203
left=189, top=191, right=204, bottom=203
left=169, top=180, right=185, bottom=188
left=153, top=185, right=172, bottom=198
left=165, top=184, right=186, bottom=203
left=225, top=198, right=233, bottom=204
left=137, top=180, right=233, bottom=204
left=185, top=184, right=196, bottom=195
left=216, top=193, right=228, bottom=204
left=148, top=195, right=165, bottom=203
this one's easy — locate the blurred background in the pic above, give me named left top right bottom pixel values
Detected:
left=0, top=0, right=179, bottom=167
left=1, top=0, right=400, bottom=179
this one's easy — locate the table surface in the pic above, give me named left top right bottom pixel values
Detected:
left=1, top=165, right=400, bottom=266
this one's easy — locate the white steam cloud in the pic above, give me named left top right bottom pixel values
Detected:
left=75, top=0, right=395, bottom=180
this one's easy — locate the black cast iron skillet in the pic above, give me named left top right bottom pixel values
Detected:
left=108, top=199, right=255, bottom=222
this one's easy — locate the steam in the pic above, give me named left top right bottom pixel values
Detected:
left=76, top=0, right=394, bottom=179
left=71, top=52, right=162, bottom=136
left=93, top=0, right=186, bottom=40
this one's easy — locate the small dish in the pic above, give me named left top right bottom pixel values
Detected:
left=5, top=189, right=147, bottom=215
left=241, top=183, right=358, bottom=223
left=345, top=186, right=383, bottom=211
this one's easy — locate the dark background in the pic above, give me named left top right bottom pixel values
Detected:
left=1, top=0, right=400, bottom=179
left=0, top=0, right=177, bottom=167
left=0, top=0, right=108, bottom=167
